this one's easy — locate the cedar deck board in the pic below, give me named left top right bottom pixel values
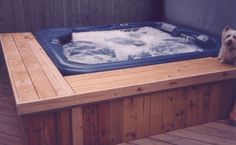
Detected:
left=1, top=32, right=236, bottom=115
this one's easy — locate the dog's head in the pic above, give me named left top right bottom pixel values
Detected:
left=222, top=26, right=236, bottom=50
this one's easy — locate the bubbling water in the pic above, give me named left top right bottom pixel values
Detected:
left=63, top=27, right=203, bottom=64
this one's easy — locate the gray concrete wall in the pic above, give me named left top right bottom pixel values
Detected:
left=164, top=0, right=236, bottom=35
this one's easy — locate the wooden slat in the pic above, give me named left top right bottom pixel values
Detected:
left=12, top=0, right=26, bottom=32
left=161, top=91, right=177, bottom=132
left=149, top=92, right=163, bottom=134
left=12, top=33, right=57, bottom=99
left=25, top=33, right=74, bottom=96
left=173, top=89, right=187, bottom=130
left=202, top=122, right=236, bottom=133
left=171, top=139, right=212, bottom=145
left=0, top=34, right=38, bottom=103
left=56, top=110, right=73, bottom=145
left=116, top=143, right=132, bottom=145
left=53, top=0, right=64, bottom=27
left=186, top=84, right=209, bottom=126
left=168, top=129, right=236, bottom=145
left=1, top=0, right=15, bottom=32
left=186, top=125, right=236, bottom=141
left=72, top=107, right=83, bottom=145
left=149, top=134, right=182, bottom=142
left=130, top=138, right=172, bottom=145
left=219, top=80, right=236, bottom=118
left=0, top=0, right=163, bottom=33
left=23, top=0, right=37, bottom=32
left=206, top=83, right=222, bottom=121
left=83, top=105, right=99, bottom=145
left=108, top=100, right=124, bottom=144
left=123, top=95, right=150, bottom=141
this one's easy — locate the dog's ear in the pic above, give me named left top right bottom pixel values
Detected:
left=224, top=25, right=231, bottom=32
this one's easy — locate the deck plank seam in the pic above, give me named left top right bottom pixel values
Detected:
left=64, top=74, right=77, bottom=94
left=1, top=34, right=39, bottom=103
left=184, top=127, right=236, bottom=141
left=11, top=33, right=41, bottom=100
left=146, top=137, right=176, bottom=145
left=20, top=33, right=59, bottom=98
left=175, top=128, right=236, bottom=145
left=166, top=131, right=217, bottom=145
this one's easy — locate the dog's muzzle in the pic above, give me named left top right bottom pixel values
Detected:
left=227, top=40, right=232, bottom=47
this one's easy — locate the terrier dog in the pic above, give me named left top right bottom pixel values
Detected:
left=218, top=27, right=236, bottom=126
left=218, top=26, right=236, bottom=65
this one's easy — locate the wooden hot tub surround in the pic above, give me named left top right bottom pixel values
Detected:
left=0, top=33, right=236, bottom=145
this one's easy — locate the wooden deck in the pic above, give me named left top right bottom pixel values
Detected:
left=1, top=67, right=236, bottom=145
left=1, top=33, right=236, bottom=115
left=0, top=66, right=25, bottom=145
left=118, top=120, right=236, bottom=145
left=1, top=66, right=236, bottom=145
left=1, top=33, right=236, bottom=144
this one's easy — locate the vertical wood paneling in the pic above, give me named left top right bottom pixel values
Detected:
left=71, top=0, right=81, bottom=26
left=12, top=0, right=26, bottom=31
left=72, top=107, right=83, bottom=145
left=22, top=110, right=72, bottom=145
left=34, top=0, right=55, bottom=30
left=0, top=0, right=163, bottom=32
left=161, top=91, right=176, bottom=132
left=108, top=100, right=124, bottom=144
left=22, top=80, right=235, bottom=145
left=0, top=0, right=4, bottom=31
left=113, top=0, right=123, bottom=23
left=79, top=0, right=91, bottom=25
left=2, top=0, right=15, bottom=32
left=57, top=110, right=73, bottom=145
left=219, top=80, right=236, bottom=118
left=81, top=80, right=235, bottom=145
left=63, top=0, right=73, bottom=27
left=23, top=0, right=36, bottom=32
left=123, top=95, right=151, bottom=141
left=174, top=89, right=188, bottom=130
left=53, top=0, right=65, bottom=27
left=150, top=92, right=164, bottom=134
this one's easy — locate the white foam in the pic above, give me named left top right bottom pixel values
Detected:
left=63, top=27, right=203, bottom=64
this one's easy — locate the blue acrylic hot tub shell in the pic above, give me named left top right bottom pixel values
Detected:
left=35, top=22, right=221, bottom=76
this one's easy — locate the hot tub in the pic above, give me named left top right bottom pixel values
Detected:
left=35, top=22, right=220, bottom=75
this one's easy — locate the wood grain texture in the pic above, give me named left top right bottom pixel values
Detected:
left=0, top=0, right=163, bottom=32
left=0, top=33, right=74, bottom=115
left=80, top=80, right=235, bottom=144
left=12, top=33, right=57, bottom=99
left=0, top=34, right=38, bottom=103
left=15, top=57, right=236, bottom=115
left=20, top=79, right=235, bottom=145
left=72, top=107, right=83, bottom=145
left=22, top=110, right=72, bottom=145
